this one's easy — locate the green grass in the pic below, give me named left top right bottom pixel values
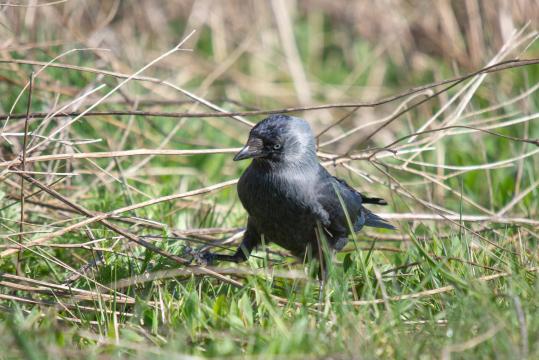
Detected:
left=1, top=4, right=538, bottom=359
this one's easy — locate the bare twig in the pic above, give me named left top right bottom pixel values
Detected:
left=1, top=58, right=537, bottom=121
left=377, top=213, right=539, bottom=226
left=342, top=267, right=538, bottom=306
left=17, top=72, right=34, bottom=274
left=0, top=148, right=241, bottom=169
left=4, top=173, right=243, bottom=287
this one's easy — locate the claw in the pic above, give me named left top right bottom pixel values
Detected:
left=195, top=251, right=216, bottom=266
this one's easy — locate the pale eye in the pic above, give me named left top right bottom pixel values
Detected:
left=273, top=143, right=282, bottom=150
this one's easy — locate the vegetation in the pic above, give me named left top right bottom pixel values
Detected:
left=0, top=1, right=538, bottom=359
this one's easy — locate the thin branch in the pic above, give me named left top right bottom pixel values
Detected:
left=4, top=172, right=243, bottom=287
left=341, top=267, right=538, bottom=306
left=0, top=148, right=241, bottom=169
left=0, top=0, right=68, bottom=7
left=357, top=58, right=539, bottom=147
left=25, top=31, right=197, bottom=155
left=381, top=125, right=539, bottom=153
left=1, top=58, right=537, bottom=121
left=378, top=213, right=539, bottom=226
left=17, top=72, right=33, bottom=274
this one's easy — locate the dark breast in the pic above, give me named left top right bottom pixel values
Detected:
left=237, top=165, right=320, bottom=256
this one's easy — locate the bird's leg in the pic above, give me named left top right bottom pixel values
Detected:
left=202, top=245, right=250, bottom=264
left=200, top=225, right=259, bottom=265
left=333, top=236, right=349, bottom=251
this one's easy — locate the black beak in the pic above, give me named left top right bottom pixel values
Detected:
left=233, top=145, right=254, bottom=161
left=233, top=138, right=264, bottom=161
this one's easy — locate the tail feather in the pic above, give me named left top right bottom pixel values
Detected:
left=363, top=208, right=395, bottom=230
left=360, top=194, right=388, bottom=206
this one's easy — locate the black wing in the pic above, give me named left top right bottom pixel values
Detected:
left=314, top=166, right=363, bottom=238
left=315, top=166, right=395, bottom=235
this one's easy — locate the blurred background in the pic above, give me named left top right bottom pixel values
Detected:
left=1, top=0, right=537, bottom=221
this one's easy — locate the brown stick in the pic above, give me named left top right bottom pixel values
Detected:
left=0, top=148, right=241, bottom=169
left=17, top=72, right=34, bottom=275
left=341, top=267, right=538, bottom=306
left=10, top=172, right=243, bottom=287
left=1, top=58, right=537, bottom=121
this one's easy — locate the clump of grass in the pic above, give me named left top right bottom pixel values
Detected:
left=1, top=2, right=538, bottom=359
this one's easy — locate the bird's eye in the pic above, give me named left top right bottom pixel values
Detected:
left=273, top=143, right=282, bottom=150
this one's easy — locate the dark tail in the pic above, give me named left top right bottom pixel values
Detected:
left=363, top=208, right=395, bottom=230
left=361, top=194, right=388, bottom=206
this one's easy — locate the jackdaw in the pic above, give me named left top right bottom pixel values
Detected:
left=202, top=114, right=395, bottom=265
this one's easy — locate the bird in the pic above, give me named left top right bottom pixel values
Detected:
left=201, top=114, right=395, bottom=271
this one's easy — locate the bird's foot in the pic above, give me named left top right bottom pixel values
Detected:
left=194, top=251, right=216, bottom=266
left=180, top=246, right=197, bottom=264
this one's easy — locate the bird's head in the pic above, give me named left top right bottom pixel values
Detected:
left=234, top=114, right=317, bottom=165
